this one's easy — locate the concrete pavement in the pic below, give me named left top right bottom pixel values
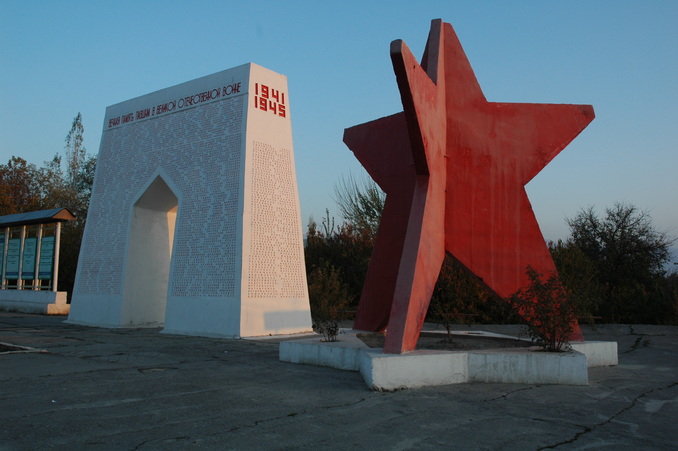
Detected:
left=1, top=312, right=676, bottom=450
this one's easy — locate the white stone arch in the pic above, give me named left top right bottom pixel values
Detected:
left=68, top=64, right=312, bottom=337
left=120, top=171, right=180, bottom=325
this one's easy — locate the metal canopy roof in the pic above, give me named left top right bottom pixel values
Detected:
left=0, top=208, right=76, bottom=228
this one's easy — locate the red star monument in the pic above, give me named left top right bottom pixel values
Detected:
left=344, top=19, right=594, bottom=353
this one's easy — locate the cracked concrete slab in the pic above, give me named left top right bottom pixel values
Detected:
left=1, top=312, right=676, bottom=450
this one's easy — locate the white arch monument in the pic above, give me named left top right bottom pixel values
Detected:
left=68, top=63, right=312, bottom=337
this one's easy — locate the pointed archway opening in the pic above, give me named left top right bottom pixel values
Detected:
left=121, top=176, right=178, bottom=325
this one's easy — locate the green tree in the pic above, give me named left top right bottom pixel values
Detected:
left=0, top=157, right=43, bottom=215
left=57, top=115, right=95, bottom=296
left=549, top=239, right=602, bottom=322
left=0, top=113, right=96, bottom=298
left=64, top=112, right=86, bottom=190
left=563, top=203, right=675, bottom=323
left=663, top=271, right=678, bottom=323
left=305, top=210, right=372, bottom=310
left=76, top=155, right=97, bottom=208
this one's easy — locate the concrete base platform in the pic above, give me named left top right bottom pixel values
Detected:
left=571, top=340, right=619, bottom=366
left=279, top=331, right=368, bottom=371
left=280, top=330, right=618, bottom=390
left=361, top=349, right=469, bottom=390
left=467, top=347, right=588, bottom=386
left=0, top=290, right=70, bottom=315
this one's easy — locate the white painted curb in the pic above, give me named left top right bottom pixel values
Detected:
left=360, top=349, right=468, bottom=390
left=279, top=333, right=367, bottom=371
left=279, top=330, right=617, bottom=390
left=468, top=348, right=588, bottom=385
left=0, top=290, right=70, bottom=315
left=571, top=341, right=618, bottom=367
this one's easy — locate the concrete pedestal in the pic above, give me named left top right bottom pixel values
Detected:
left=361, top=350, right=468, bottom=390
left=0, top=290, right=69, bottom=315
left=279, top=332, right=367, bottom=371
left=280, top=330, right=618, bottom=391
left=467, top=348, right=588, bottom=385
left=571, top=341, right=619, bottom=367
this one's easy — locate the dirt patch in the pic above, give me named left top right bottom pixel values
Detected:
left=357, top=331, right=534, bottom=351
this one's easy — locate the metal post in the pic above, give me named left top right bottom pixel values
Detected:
left=18, top=225, right=26, bottom=290
left=1, top=227, right=8, bottom=289
left=34, top=224, right=43, bottom=290
left=53, top=222, right=61, bottom=292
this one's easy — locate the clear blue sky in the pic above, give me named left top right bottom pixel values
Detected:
left=1, top=1, right=676, bottom=260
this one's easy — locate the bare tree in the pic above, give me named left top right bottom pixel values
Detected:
left=332, top=173, right=385, bottom=238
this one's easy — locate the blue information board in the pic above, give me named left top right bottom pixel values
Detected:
left=21, top=237, right=37, bottom=279
left=39, top=236, right=55, bottom=279
left=5, top=238, right=21, bottom=279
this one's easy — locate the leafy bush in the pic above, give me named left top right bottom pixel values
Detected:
left=510, top=267, right=577, bottom=352
left=313, top=319, right=341, bottom=342
left=306, top=260, right=350, bottom=341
